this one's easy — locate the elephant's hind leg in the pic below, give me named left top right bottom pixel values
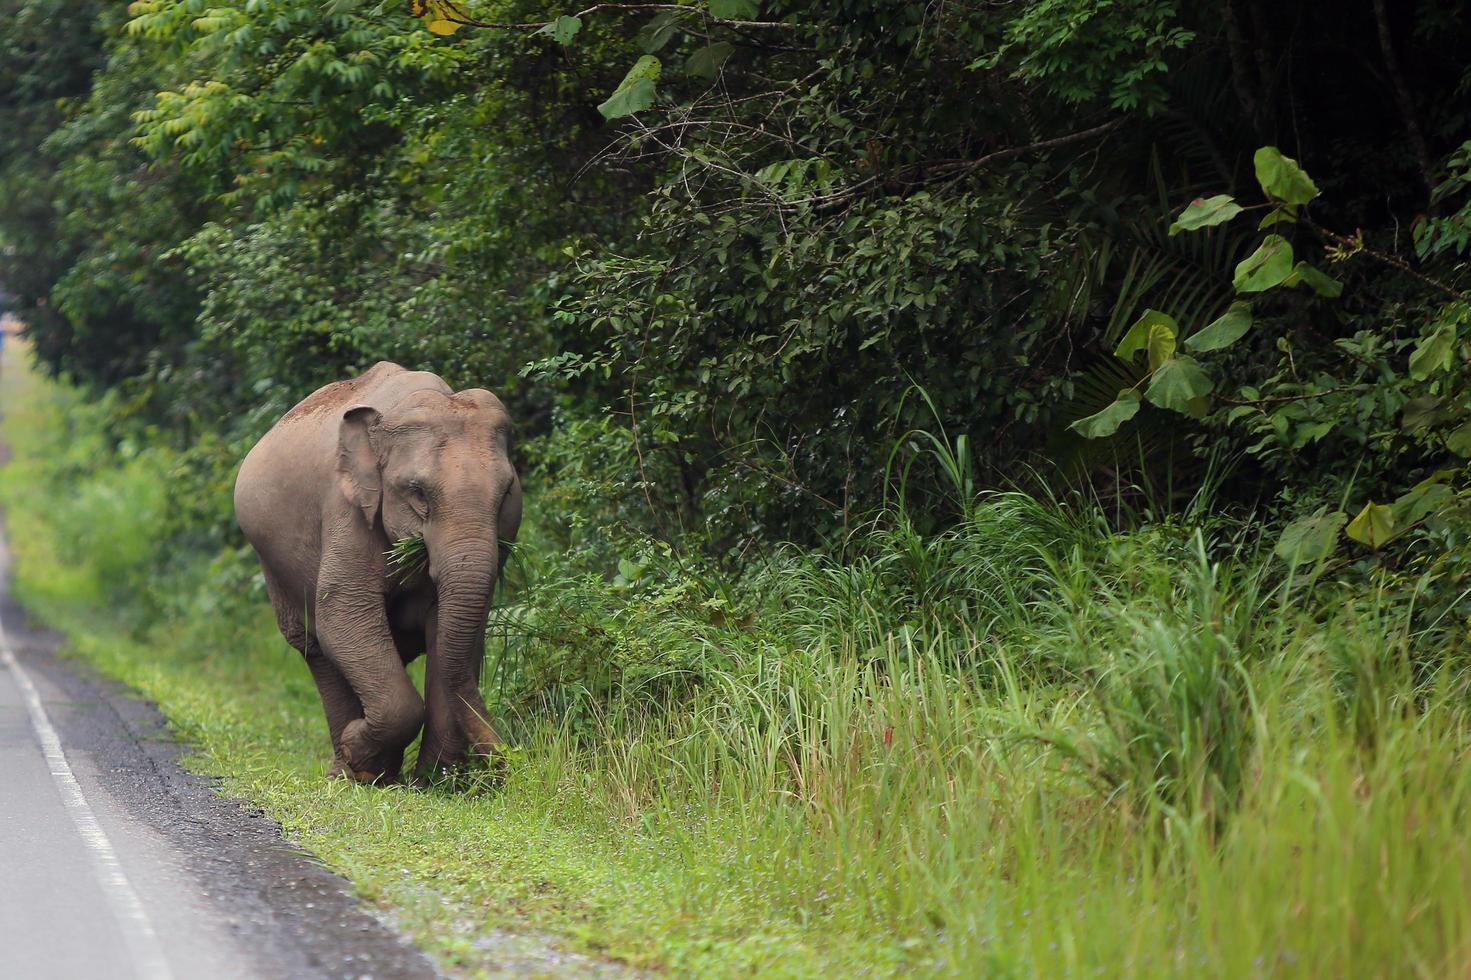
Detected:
left=262, top=569, right=364, bottom=777
left=305, top=644, right=365, bottom=778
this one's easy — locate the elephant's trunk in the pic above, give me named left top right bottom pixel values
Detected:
left=431, top=533, right=499, bottom=686
left=417, top=464, right=518, bottom=774
left=421, top=509, right=505, bottom=768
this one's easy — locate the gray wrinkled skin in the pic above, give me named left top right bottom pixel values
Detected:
left=235, top=362, right=521, bottom=784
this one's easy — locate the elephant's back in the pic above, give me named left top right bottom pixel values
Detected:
left=234, top=420, right=334, bottom=551
left=234, top=361, right=451, bottom=544
left=234, top=372, right=371, bottom=546
left=274, top=361, right=408, bottom=429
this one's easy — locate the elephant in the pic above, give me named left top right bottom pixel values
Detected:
left=234, top=361, right=521, bottom=784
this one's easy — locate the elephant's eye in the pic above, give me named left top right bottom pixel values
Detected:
left=406, top=481, right=430, bottom=511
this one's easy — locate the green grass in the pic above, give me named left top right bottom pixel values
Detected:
left=5, top=347, right=1471, bottom=977
left=386, top=532, right=429, bottom=582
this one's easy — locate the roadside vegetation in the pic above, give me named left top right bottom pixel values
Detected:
left=4, top=0, right=1471, bottom=975
left=7, top=352, right=1471, bottom=975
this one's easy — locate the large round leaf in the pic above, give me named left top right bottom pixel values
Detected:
left=1409, top=325, right=1455, bottom=380
left=1145, top=355, right=1214, bottom=413
left=1345, top=502, right=1396, bottom=549
left=1283, top=261, right=1342, bottom=298
left=1114, top=309, right=1177, bottom=370
left=1233, top=235, right=1294, bottom=293
left=535, top=15, right=582, bottom=45
left=598, top=79, right=655, bottom=118
left=1068, top=390, right=1141, bottom=439
left=687, top=42, right=735, bottom=79
left=1169, top=194, right=1243, bottom=235
left=1185, top=302, right=1252, bottom=352
left=1274, top=510, right=1347, bottom=566
left=1253, top=146, right=1320, bottom=205
left=599, top=56, right=662, bottom=119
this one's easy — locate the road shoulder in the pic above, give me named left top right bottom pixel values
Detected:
left=0, top=536, right=440, bottom=980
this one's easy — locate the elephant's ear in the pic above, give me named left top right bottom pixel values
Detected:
left=337, top=405, right=383, bottom=527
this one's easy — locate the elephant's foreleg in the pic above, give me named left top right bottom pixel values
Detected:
left=417, top=607, right=501, bottom=780
left=315, top=586, right=425, bottom=784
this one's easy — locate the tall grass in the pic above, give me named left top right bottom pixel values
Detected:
left=6, top=356, right=1471, bottom=975
left=479, top=480, right=1471, bottom=974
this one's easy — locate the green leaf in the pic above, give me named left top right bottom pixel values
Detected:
left=598, top=78, right=655, bottom=118
left=1068, top=390, right=1142, bottom=439
left=1185, top=301, right=1252, bottom=352
left=535, top=14, right=582, bottom=44
left=614, top=556, right=645, bottom=588
left=1448, top=421, right=1471, bottom=457
left=637, top=11, right=682, bottom=52
left=709, top=0, right=758, bottom=17
left=1145, top=355, right=1214, bottom=413
left=1282, top=261, right=1343, bottom=298
left=598, top=56, right=662, bottom=119
left=623, top=53, right=663, bottom=84
left=1409, top=325, right=1456, bottom=380
left=1258, top=205, right=1297, bottom=229
left=1414, top=469, right=1461, bottom=491
left=1168, top=194, right=1242, bottom=235
left=1400, top=394, right=1443, bottom=432
left=386, top=533, right=428, bottom=581
left=1254, top=146, right=1320, bottom=205
left=1290, top=420, right=1335, bottom=448
left=1345, top=502, right=1396, bottom=548
left=1274, top=509, right=1347, bottom=566
left=1232, top=234, right=1294, bottom=292
left=686, top=42, right=735, bottom=78
left=420, top=0, right=466, bottom=34
left=1391, top=482, right=1453, bottom=527
left=1114, top=309, right=1177, bottom=370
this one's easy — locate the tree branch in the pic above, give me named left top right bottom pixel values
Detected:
left=1221, top=0, right=1262, bottom=135
left=933, top=117, right=1128, bottom=182
left=1371, top=0, right=1436, bottom=202
left=1302, top=218, right=1471, bottom=304
left=1216, top=386, right=1352, bottom=408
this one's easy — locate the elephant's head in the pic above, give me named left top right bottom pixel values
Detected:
left=336, top=388, right=522, bottom=686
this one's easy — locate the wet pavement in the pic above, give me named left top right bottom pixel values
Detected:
left=0, top=524, right=441, bottom=980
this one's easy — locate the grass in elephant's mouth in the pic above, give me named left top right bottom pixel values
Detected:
left=386, top=533, right=428, bottom=581
left=385, top=535, right=520, bottom=585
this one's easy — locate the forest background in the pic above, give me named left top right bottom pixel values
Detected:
left=4, top=0, right=1471, bottom=974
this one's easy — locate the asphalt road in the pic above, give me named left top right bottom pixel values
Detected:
left=0, top=524, right=441, bottom=980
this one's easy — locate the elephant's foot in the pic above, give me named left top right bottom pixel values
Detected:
left=326, top=758, right=402, bottom=784
left=414, top=690, right=503, bottom=782
left=335, top=719, right=410, bottom=784
left=461, top=707, right=503, bottom=758
left=414, top=728, right=503, bottom=785
left=412, top=752, right=505, bottom=789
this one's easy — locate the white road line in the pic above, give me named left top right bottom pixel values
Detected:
left=0, top=621, right=173, bottom=980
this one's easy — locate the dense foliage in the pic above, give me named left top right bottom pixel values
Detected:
left=10, top=360, right=1471, bottom=975
left=6, top=4, right=1471, bottom=970
left=4, top=0, right=1470, bottom=557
